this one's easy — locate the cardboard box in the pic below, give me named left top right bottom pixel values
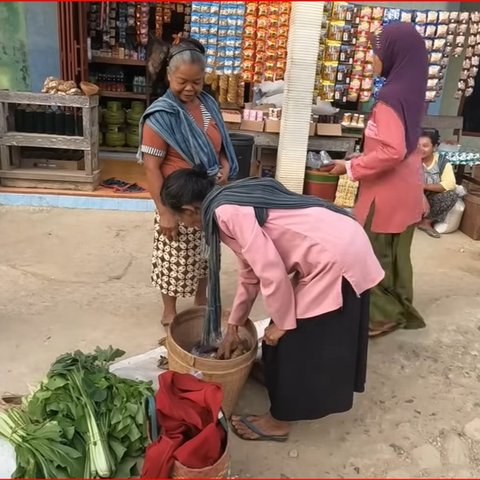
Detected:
left=460, top=193, right=480, bottom=240
left=244, top=103, right=275, bottom=112
left=225, top=122, right=241, bottom=131
left=20, top=158, right=85, bottom=170
left=221, top=109, right=242, bottom=124
left=264, top=119, right=281, bottom=133
left=316, top=123, right=342, bottom=137
left=309, top=122, right=316, bottom=136
left=240, top=119, right=264, bottom=132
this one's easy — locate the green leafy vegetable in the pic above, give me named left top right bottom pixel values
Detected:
left=0, top=408, right=84, bottom=478
left=0, top=346, right=153, bottom=478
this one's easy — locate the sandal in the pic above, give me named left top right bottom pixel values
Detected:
left=1, top=393, right=22, bottom=408
left=123, top=183, right=146, bottom=193
left=101, top=178, right=146, bottom=194
left=101, top=177, right=129, bottom=190
left=417, top=225, right=440, bottom=238
left=230, top=416, right=289, bottom=443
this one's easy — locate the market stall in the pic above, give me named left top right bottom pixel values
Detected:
left=1, top=1, right=480, bottom=207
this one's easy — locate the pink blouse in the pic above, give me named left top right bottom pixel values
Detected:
left=348, top=102, right=424, bottom=234
left=215, top=204, right=384, bottom=330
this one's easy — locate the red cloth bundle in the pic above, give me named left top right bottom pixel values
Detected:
left=141, top=371, right=226, bottom=478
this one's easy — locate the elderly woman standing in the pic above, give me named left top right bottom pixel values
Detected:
left=139, top=39, right=238, bottom=326
left=331, top=23, right=428, bottom=337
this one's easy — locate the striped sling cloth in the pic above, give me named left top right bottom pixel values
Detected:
left=200, top=176, right=353, bottom=345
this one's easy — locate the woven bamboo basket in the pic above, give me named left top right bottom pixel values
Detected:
left=171, top=438, right=230, bottom=479
left=166, top=307, right=258, bottom=418
left=80, top=81, right=99, bottom=96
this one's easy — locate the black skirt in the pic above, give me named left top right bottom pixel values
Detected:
left=262, top=278, right=370, bottom=422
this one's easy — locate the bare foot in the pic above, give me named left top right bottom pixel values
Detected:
left=161, top=311, right=176, bottom=327
left=231, top=413, right=290, bottom=440
left=161, top=293, right=177, bottom=327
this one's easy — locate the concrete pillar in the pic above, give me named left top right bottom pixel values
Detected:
left=276, top=1, right=324, bottom=192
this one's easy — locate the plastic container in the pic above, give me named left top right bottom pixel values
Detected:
left=304, top=168, right=339, bottom=202
left=54, top=111, right=66, bottom=135
left=14, top=107, right=25, bottom=132
left=45, top=109, right=55, bottom=134
left=64, top=112, right=75, bottom=136
left=166, top=307, right=257, bottom=418
left=104, top=108, right=125, bottom=126
left=126, top=125, right=139, bottom=147
left=106, top=101, right=122, bottom=112
left=229, top=133, right=254, bottom=179
left=34, top=109, right=46, bottom=134
left=105, top=126, right=126, bottom=147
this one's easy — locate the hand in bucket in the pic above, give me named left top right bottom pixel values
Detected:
left=217, top=323, right=241, bottom=360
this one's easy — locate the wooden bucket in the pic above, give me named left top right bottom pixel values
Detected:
left=166, top=307, right=258, bottom=418
left=304, top=168, right=339, bottom=202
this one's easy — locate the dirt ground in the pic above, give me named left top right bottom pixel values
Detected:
left=1, top=205, right=480, bottom=478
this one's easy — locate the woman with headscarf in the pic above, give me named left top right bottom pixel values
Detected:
left=160, top=167, right=384, bottom=442
left=331, top=23, right=428, bottom=337
left=139, top=38, right=238, bottom=326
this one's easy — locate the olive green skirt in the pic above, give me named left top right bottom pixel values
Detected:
left=365, top=210, right=425, bottom=331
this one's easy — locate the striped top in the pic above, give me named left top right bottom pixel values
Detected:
left=189, top=103, right=211, bottom=132
left=141, top=100, right=222, bottom=178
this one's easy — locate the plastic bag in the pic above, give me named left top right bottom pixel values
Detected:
left=0, top=438, right=15, bottom=478
left=306, top=150, right=333, bottom=170
left=312, top=100, right=340, bottom=116
left=434, top=198, right=465, bottom=234
left=455, top=185, right=468, bottom=197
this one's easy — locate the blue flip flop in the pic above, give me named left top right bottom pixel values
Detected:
left=231, top=416, right=289, bottom=443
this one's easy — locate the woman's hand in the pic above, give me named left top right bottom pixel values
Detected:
left=159, top=210, right=179, bottom=241
left=330, top=160, right=348, bottom=176
left=217, top=324, right=241, bottom=360
left=217, top=161, right=230, bottom=185
left=263, top=324, right=286, bottom=347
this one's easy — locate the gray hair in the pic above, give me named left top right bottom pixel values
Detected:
left=167, top=49, right=205, bottom=74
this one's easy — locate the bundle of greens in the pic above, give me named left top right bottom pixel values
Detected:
left=0, top=346, right=153, bottom=478
left=0, top=409, right=84, bottom=478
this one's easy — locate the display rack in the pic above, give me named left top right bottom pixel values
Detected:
left=0, top=92, right=100, bottom=191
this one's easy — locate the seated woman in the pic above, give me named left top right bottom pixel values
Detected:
left=161, top=167, right=384, bottom=443
left=417, top=129, right=458, bottom=238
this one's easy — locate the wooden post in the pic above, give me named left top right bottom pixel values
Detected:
left=90, top=105, right=99, bottom=171
left=0, top=102, right=11, bottom=171
left=82, top=102, right=93, bottom=175
left=275, top=2, right=324, bottom=193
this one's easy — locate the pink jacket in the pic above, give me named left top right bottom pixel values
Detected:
left=215, top=205, right=384, bottom=330
left=348, top=102, right=424, bottom=234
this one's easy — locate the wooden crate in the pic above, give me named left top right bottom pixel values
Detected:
left=0, top=91, right=100, bottom=191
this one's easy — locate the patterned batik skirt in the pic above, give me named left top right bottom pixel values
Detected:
left=151, top=212, right=208, bottom=298
left=426, top=190, right=458, bottom=223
